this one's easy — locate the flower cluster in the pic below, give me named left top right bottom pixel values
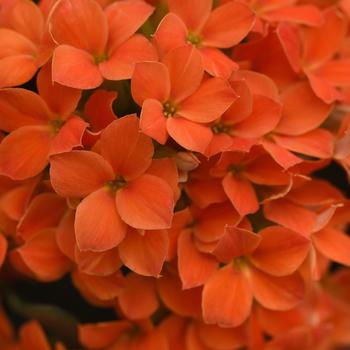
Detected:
left=0, top=0, right=350, bottom=349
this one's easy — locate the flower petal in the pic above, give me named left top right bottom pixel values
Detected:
left=222, top=173, right=259, bottom=217
left=163, top=45, right=203, bottom=103
left=178, top=77, right=236, bottom=123
left=0, top=126, right=50, bottom=180
left=16, top=228, right=71, bottom=281
left=105, top=0, right=154, bottom=52
left=118, top=228, right=168, bottom=277
left=213, top=226, right=261, bottom=263
left=75, top=188, right=127, bottom=251
left=0, top=234, right=7, bottom=268
left=275, top=82, right=332, bottom=136
left=251, top=268, right=305, bottom=311
left=116, top=174, right=174, bottom=230
left=153, top=13, right=187, bottom=57
left=0, top=88, right=51, bottom=132
left=201, top=1, right=255, bottom=48
left=131, top=61, right=170, bottom=106
left=168, top=0, right=211, bottom=32
left=140, top=99, right=168, bottom=144
left=100, top=34, right=157, bottom=81
left=251, top=226, right=310, bottom=276
left=49, top=116, right=88, bottom=156
left=118, top=273, right=158, bottom=320
left=167, top=117, right=212, bottom=153
left=178, top=229, right=217, bottom=289
left=49, top=0, right=108, bottom=54
left=202, top=265, right=253, bottom=327
left=52, top=45, right=102, bottom=89
left=100, top=115, right=154, bottom=180
left=313, top=228, right=350, bottom=266
left=37, top=62, right=82, bottom=118
left=50, top=150, right=114, bottom=198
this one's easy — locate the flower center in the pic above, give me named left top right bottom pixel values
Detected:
left=49, top=118, right=64, bottom=134
left=211, top=122, right=232, bottom=134
left=94, top=52, right=108, bottom=64
left=163, top=101, right=177, bottom=117
left=105, top=176, right=126, bottom=192
left=186, top=31, right=202, bottom=47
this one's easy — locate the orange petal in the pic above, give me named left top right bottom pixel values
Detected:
left=200, top=47, right=239, bottom=79
left=303, top=7, right=347, bottom=68
left=56, top=210, right=76, bottom=261
left=49, top=116, right=88, bottom=156
left=163, top=45, right=203, bottom=103
left=75, top=188, right=127, bottom=251
left=0, top=88, right=51, bottom=132
left=261, top=139, right=302, bottom=170
left=100, top=34, right=157, bottom=81
left=16, top=228, right=71, bottom=281
left=52, top=45, right=103, bottom=89
left=272, top=128, right=334, bottom=159
left=178, top=229, right=217, bottom=289
left=202, top=265, right=253, bottom=327
left=118, top=228, right=168, bottom=277
left=79, top=321, right=132, bottom=349
left=232, top=95, right=281, bottom=138
left=0, top=126, right=50, bottom=180
left=118, top=273, right=158, bottom=320
left=168, top=0, right=211, bottom=32
left=167, top=117, right=212, bottom=154
left=130, top=329, right=169, bottom=350
left=263, top=199, right=316, bottom=237
left=49, top=0, right=107, bottom=54
left=19, top=321, right=50, bottom=350
left=193, top=202, right=240, bottom=243
left=83, top=89, right=117, bottom=132
left=0, top=234, right=7, bottom=268
left=116, top=174, right=174, bottom=230
left=153, top=13, right=187, bottom=57
left=251, top=226, right=310, bottom=276
left=100, top=116, right=154, bottom=180
left=158, top=315, right=187, bottom=350
left=105, top=0, right=154, bottom=52
left=157, top=270, right=202, bottom=318
left=37, top=62, right=82, bottom=118
left=140, top=99, right=168, bottom=144
left=50, top=150, right=114, bottom=198
left=222, top=173, right=259, bottom=217
left=75, top=247, right=121, bottom=277
left=17, top=192, right=66, bottom=242
left=251, top=268, right=305, bottom=310
left=275, top=82, right=332, bottom=136
left=201, top=1, right=255, bottom=48
left=307, top=72, right=342, bottom=104
left=0, top=29, right=38, bottom=88
left=131, top=61, right=170, bottom=106
left=178, top=77, right=237, bottom=123
left=74, top=270, right=125, bottom=301
left=213, top=226, right=261, bottom=263
left=315, top=59, right=350, bottom=87
left=262, top=5, right=323, bottom=26
left=313, top=228, right=350, bottom=266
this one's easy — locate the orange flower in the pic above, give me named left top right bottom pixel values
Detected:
left=49, top=0, right=157, bottom=89
left=50, top=115, right=175, bottom=252
left=0, top=62, right=86, bottom=180
left=131, top=45, right=236, bottom=153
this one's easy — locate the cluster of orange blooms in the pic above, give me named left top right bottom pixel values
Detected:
left=0, top=0, right=350, bottom=349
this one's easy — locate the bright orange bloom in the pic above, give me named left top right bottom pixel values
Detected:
left=50, top=115, right=175, bottom=252
left=49, top=0, right=157, bottom=89
left=0, top=62, right=86, bottom=180
left=154, top=0, right=255, bottom=78
left=131, top=45, right=236, bottom=153
left=202, top=225, right=309, bottom=327
left=0, top=0, right=53, bottom=87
